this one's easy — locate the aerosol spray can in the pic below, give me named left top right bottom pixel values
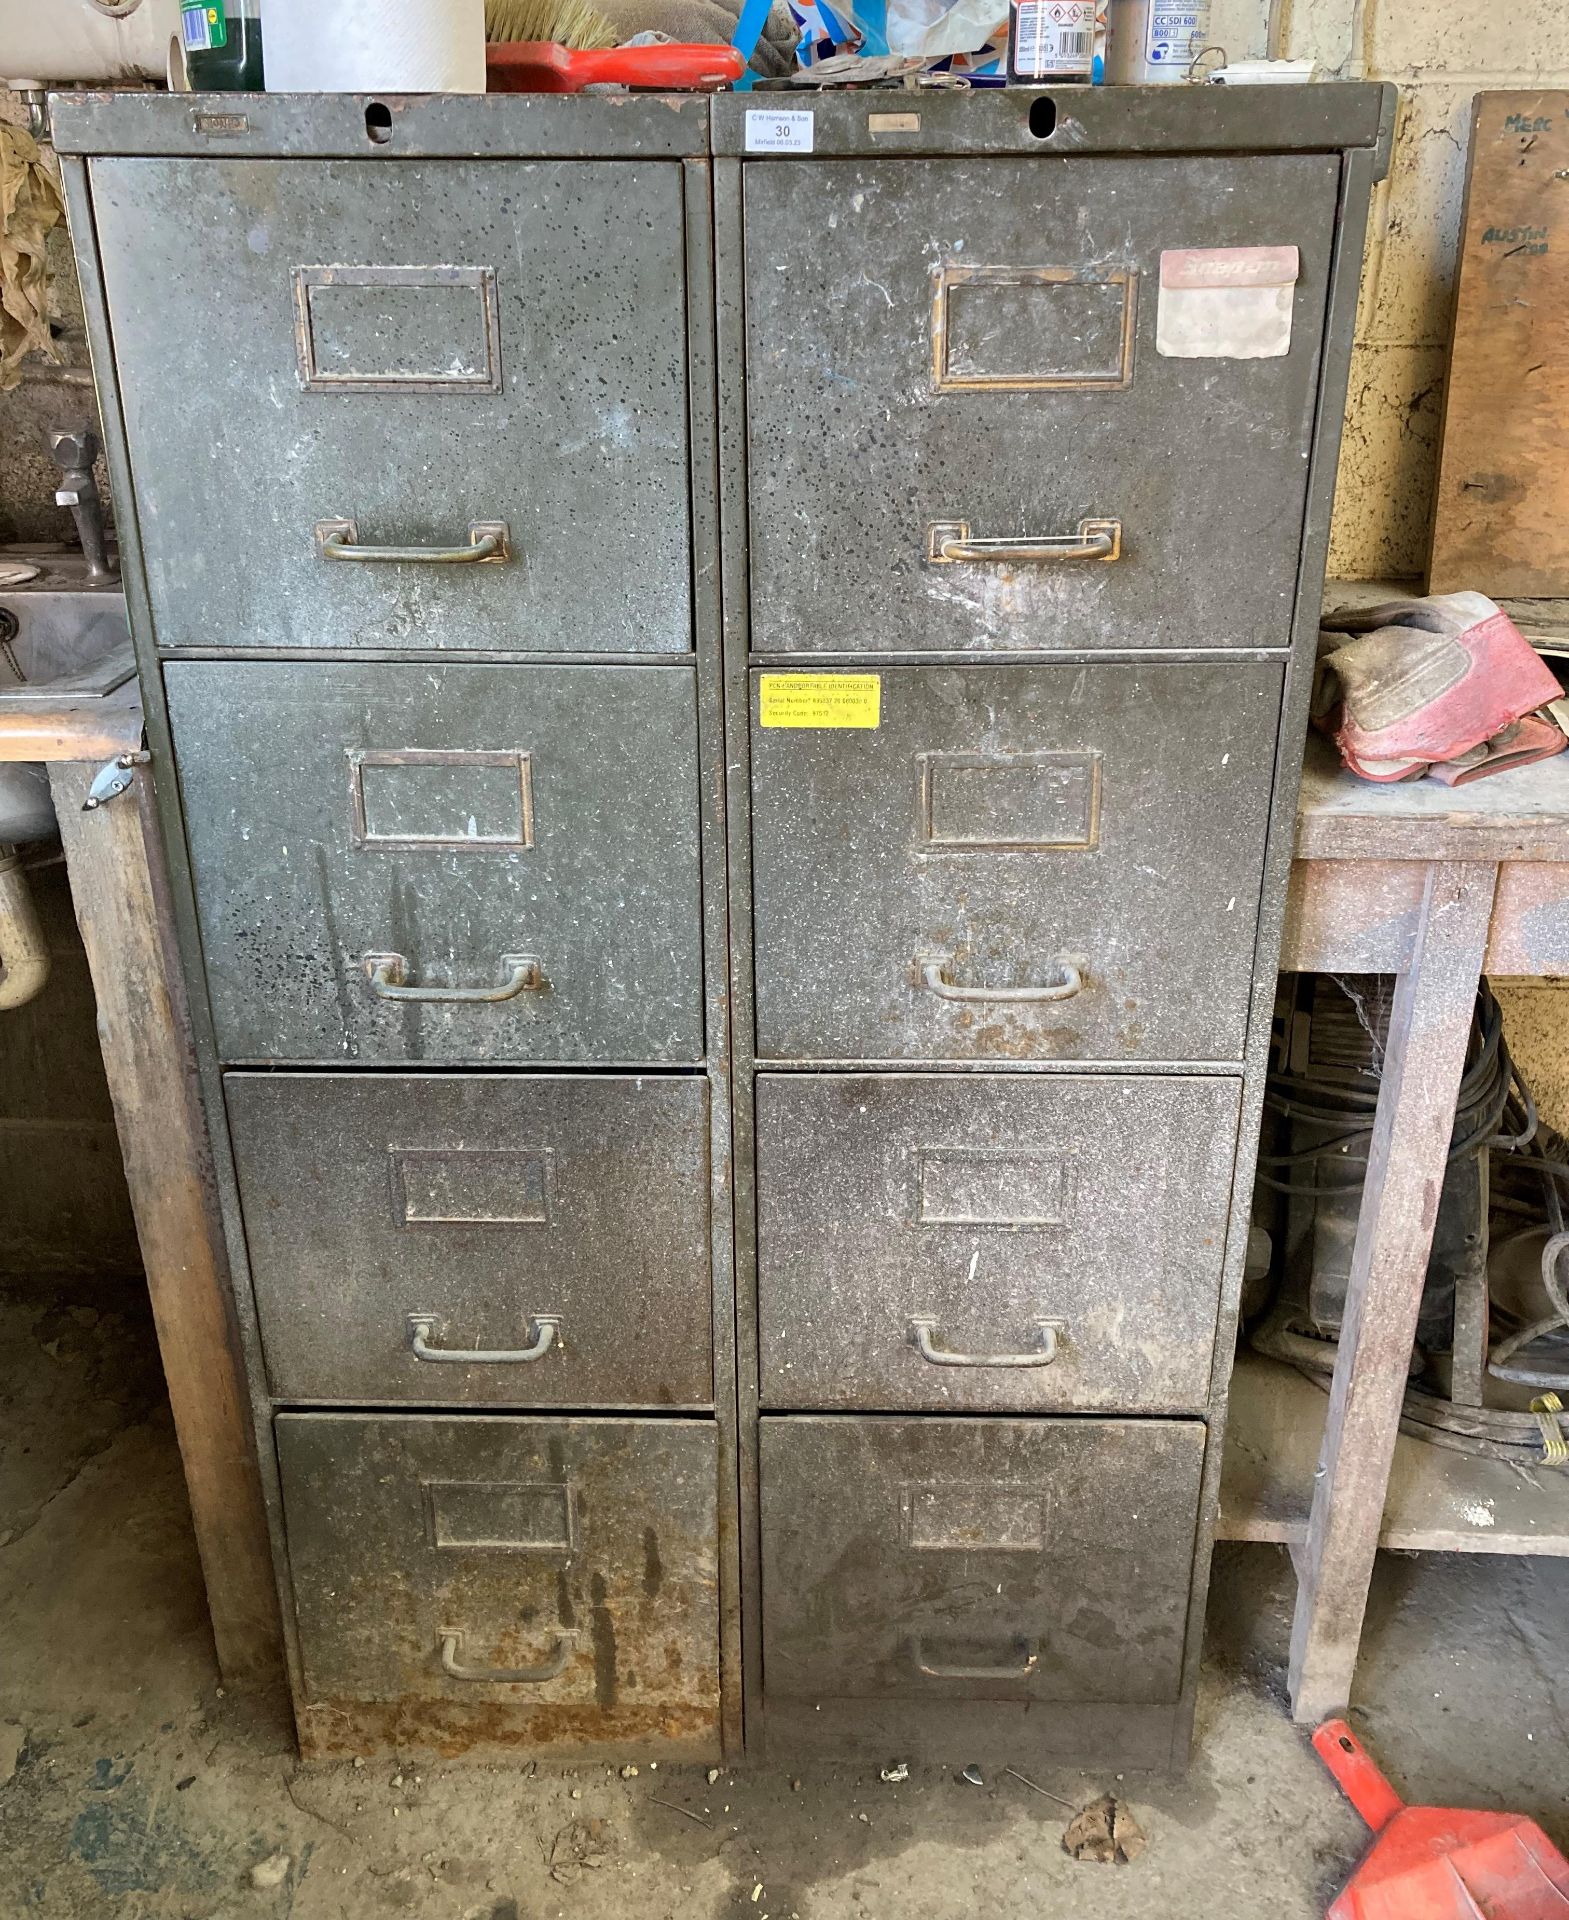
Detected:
left=1104, top=0, right=1210, bottom=81
left=1008, top=0, right=1104, bottom=83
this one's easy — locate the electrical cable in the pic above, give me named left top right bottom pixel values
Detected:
left=1256, top=985, right=1520, bottom=1196
left=1251, top=980, right=1569, bottom=1463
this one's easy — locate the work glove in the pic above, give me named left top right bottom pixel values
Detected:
left=595, top=0, right=799, bottom=71
left=1314, top=591, right=1566, bottom=785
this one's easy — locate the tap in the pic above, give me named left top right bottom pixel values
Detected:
left=6, top=81, right=49, bottom=145
left=47, top=423, right=118, bottom=585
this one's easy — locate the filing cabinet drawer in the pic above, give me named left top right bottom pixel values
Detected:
left=166, top=660, right=704, bottom=1065
left=761, top=1415, right=1203, bottom=1706
left=230, top=1072, right=711, bottom=1408
left=756, top=1072, right=1239, bottom=1413
left=750, top=661, right=1280, bottom=1063
left=742, top=153, right=1338, bottom=653
left=279, top=1413, right=720, bottom=1758
left=93, top=158, right=692, bottom=654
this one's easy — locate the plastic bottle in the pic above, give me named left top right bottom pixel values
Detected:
left=1104, top=0, right=1210, bottom=82
left=181, top=1, right=265, bottom=90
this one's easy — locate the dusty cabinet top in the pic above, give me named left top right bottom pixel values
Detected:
left=47, top=89, right=712, bottom=158
left=50, top=83, right=1392, bottom=168
left=711, top=83, right=1393, bottom=161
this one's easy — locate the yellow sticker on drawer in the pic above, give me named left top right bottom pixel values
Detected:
left=759, top=673, right=881, bottom=729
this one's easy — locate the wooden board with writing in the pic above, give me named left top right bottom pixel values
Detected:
left=1429, top=92, right=1569, bottom=597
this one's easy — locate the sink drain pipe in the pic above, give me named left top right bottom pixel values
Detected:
left=0, top=844, right=50, bottom=1010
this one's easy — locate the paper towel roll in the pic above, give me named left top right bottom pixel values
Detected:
left=264, top=0, right=487, bottom=93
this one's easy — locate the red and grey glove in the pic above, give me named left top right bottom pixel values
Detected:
left=1314, top=591, right=1566, bottom=784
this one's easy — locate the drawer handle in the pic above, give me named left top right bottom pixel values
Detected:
left=408, top=1313, right=561, bottom=1365
left=439, top=1630, right=573, bottom=1685
left=315, top=518, right=510, bottom=565
left=910, top=1636, right=1039, bottom=1681
left=918, top=957, right=1082, bottom=1005
left=910, top=1316, right=1064, bottom=1369
left=926, top=518, right=1121, bottom=565
left=363, top=951, right=543, bottom=1004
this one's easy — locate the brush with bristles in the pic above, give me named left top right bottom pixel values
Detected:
left=485, top=0, right=618, bottom=46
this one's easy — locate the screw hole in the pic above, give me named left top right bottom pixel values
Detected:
left=365, top=101, right=393, bottom=145
left=1028, top=96, right=1057, bottom=139
left=1339, top=1735, right=1355, bottom=1753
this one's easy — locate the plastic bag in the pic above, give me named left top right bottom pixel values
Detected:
left=886, top=0, right=1004, bottom=56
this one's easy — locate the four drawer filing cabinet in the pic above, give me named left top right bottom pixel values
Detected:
left=56, top=82, right=1391, bottom=1769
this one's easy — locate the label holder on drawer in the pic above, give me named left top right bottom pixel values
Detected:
left=292, top=263, right=503, bottom=394
left=932, top=264, right=1137, bottom=392
left=422, top=1478, right=576, bottom=1553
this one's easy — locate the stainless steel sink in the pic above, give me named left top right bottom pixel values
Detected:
left=0, top=546, right=133, bottom=844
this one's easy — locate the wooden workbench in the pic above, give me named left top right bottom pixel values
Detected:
left=1219, top=734, right=1569, bottom=1723
left=0, top=686, right=281, bottom=1684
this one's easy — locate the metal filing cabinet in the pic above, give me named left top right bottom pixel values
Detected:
left=712, top=85, right=1392, bottom=1770
left=55, top=93, right=738, bottom=1761
left=58, top=84, right=1392, bottom=1772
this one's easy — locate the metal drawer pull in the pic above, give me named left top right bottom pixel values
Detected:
left=910, top=1316, right=1064, bottom=1368
left=918, top=957, right=1082, bottom=1004
left=911, top=1637, right=1039, bottom=1681
left=316, top=518, right=510, bottom=564
left=408, top=1313, right=561, bottom=1365
left=926, top=518, right=1121, bottom=565
left=363, top=951, right=542, bottom=1004
left=439, top=1630, right=572, bottom=1685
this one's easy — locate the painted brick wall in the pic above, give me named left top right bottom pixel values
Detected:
left=1212, top=0, right=1569, bottom=580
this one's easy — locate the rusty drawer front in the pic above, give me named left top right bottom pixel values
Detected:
left=742, top=153, right=1338, bottom=654
left=277, top=1413, right=720, bottom=1758
left=92, top=158, right=692, bottom=655
left=756, top=1072, right=1239, bottom=1414
left=750, top=661, right=1281, bottom=1063
left=229, top=1072, right=711, bottom=1408
left=166, top=660, right=704, bottom=1065
left=760, top=1415, right=1203, bottom=1707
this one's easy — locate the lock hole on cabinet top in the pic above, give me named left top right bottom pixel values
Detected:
left=1028, top=96, right=1058, bottom=139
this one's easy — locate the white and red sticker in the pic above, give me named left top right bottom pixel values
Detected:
left=1157, top=244, right=1300, bottom=359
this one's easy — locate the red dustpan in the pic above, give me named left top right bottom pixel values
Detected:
left=1315, top=1720, right=1569, bottom=1919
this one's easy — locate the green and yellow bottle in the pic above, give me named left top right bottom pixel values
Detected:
left=180, top=0, right=264, bottom=90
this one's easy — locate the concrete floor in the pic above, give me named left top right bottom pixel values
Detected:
left=2, top=1273, right=1566, bottom=1920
